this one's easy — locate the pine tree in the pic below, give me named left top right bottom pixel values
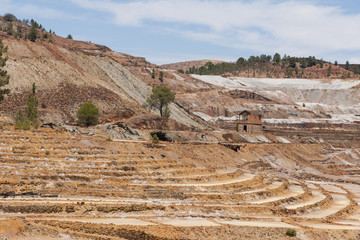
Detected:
left=147, top=86, right=175, bottom=117
left=327, top=64, right=332, bottom=77
left=27, top=26, right=38, bottom=42
left=159, top=71, right=164, bottom=82
left=345, top=61, right=350, bottom=70
left=26, top=83, right=39, bottom=128
left=273, top=53, right=281, bottom=64
left=0, top=39, right=10, bottom=102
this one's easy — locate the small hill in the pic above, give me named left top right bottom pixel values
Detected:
left=161, top=59, right=224, bottom=71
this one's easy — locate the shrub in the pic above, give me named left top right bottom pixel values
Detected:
left=76, top=102, right=99, bottom=127
left=15, top=110, right=31, bottom=130
left=286, top=228, right=296, bottom=237
left=152, top=134, right=159, bottom=144
left=66, top=34, right=73, bottom=40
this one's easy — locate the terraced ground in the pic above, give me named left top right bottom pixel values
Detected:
left=1, top=126, right=360, bottom=239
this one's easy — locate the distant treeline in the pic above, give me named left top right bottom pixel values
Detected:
left=179, top=53, right=358, bottom=76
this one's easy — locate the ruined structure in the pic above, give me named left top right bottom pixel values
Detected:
left=237, top=110, right=263, bottom=133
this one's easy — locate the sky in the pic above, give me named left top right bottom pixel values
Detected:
left=1, top=0, right=360, bottom=65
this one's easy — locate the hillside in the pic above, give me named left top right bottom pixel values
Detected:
left=0, top=17, right=208, bottom=131
left=1, top=14, right=360, bottom=240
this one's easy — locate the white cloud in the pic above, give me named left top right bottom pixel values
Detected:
left=70, top=0, right=360, bottom=58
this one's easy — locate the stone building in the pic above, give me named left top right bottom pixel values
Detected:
left=237, top=110, right=263, bottom=133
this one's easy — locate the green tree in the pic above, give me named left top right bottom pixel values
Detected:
left=27, top=26, right=37, bottom=42
left=159, top=71, right=164, bottom=82
left=0, top=39, right=10, bottom=102
left=15, top=83, right=39, bottom=130
left=3, top=13, right=17, bottom=22
left=288, top=58, right=296, bottom=68
left=273, top=53, right=281, bottom=64
left=345, top=61, right=350, bottom=70
left=66, top=34, right=73, bottom=40
left=15, top=26, right=23, bottom=38
left=26, top=83, right=39, bottom=128
left=327, top=64, right=332, bottom=77
left=147, top=86, right=175, bottom=117
left=77, top=102, right=99, bottom=127
left=300, top=58, right=307, bottom=69
left=334, top=60, right=338, bottom=66
left=6, top=22, right=13, bottom=35
left=353, top=65, right=359, bottom=75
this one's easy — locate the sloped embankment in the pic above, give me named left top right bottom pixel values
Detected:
left=1, top=37, right=207, bottom=129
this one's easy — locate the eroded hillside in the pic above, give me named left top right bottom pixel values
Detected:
left=0, top=26, right=207, bottom=130
left=1, top=15, right=360, bottom=240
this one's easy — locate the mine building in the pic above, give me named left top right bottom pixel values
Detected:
left=237, top=110, right=263, bottom=133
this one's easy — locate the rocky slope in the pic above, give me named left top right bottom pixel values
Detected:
left=0, top=21, right=207, bottom=130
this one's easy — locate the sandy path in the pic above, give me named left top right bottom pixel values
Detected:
left=217, top=220, right=299, bottom=228
left=156, top=219, right=220, bottom=227
left=249, top=185, right=304, bottom=204
left=285, top=190, right=326, bottom=209
left=300, top=194, right=350, bottom=218
left=238, top=181, right=283, bottom=195
left=322, top=185, right=347, bottom=194
left=43, top=217, right=156, bottom=226
left=299, top=222, right=360, bottom=230
left=129, top=173, right=255, bottom=187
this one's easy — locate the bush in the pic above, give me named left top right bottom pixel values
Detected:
left=15, top=110, right=31, bottom=130
left=66, top=34, right=73, bottom=40
left=4, top=13, right=17, bottom=22
left=286, top=228, right=296, bottom=237
left=76, top=102, right=99, bottom=127
left=152, top=134, right=159, bottom=144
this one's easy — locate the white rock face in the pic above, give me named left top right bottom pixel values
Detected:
left=190, top=74, right=360, bottom=123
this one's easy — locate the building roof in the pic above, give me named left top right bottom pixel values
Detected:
left=238, top=110, right=262, bottom=117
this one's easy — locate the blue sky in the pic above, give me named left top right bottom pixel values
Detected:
left=1, top=0, right=360, bottom=65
